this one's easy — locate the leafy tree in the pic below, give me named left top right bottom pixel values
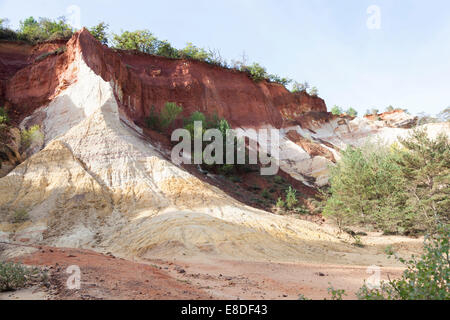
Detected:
left=395, top=129, right=450, bottom=232
left=309, top=86, right=319, bottom=97
left=324, top=129, right=449, bottom=235
left=331, top=105, right=342, bottom=116
left=323, top=141, right=409, bottom=233
left=112, top=30, right=160, bottom=54
left=268, top=74, right=292, bottom=86
left=89, top=22, right=109, bottom=45
left=346, top=107, right=358, bottom=117
left=179, top=42, right=209, bottom=61
left=18, top=16, right=73, bottom=43
left=291, top=81, right=309, bottom=93
left=371, top=108, right=379, bottom=115
left=156, top=40, right=180, bottom=59
left=0, top=18, right=19, bottom=41
left=244, top=63, right=268, bottom=82
left=386, top=105, right=395, bottom=112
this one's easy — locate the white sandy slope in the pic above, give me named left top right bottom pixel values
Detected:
left=0, top=53, right=366, bottom=264
left=248, top=117, right=449, bottom=187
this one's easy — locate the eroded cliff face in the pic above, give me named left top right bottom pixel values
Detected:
left=1, top=29, right=327, bottom=129
left=0, top=29, right=448, bottom=262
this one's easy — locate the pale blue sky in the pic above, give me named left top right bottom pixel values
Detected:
left=1, top=0, right=450, bottom=116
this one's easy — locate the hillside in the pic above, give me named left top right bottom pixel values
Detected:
left=0, top=29, right=448, bottom=300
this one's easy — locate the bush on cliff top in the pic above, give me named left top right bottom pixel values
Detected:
left=0, top=16, right=73, bottom=43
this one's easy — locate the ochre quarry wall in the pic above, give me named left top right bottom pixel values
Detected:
left=1, top=29, right=328, bottom=129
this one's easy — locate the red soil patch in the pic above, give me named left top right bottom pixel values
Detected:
left=14, top=246, right=209, bottom=300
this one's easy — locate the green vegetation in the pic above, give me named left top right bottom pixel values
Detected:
left=10, top=209, right=29, bottom=224
left=296, top=225, right=449, bottom=300
left=276, top=197, right=285, bottom=208
left=0, top=16, right=73, bottom=43
left=331, top=106, right=358, bottom=117
left=291, top=81, right=309, bottom=93
left=285, top=186, right=298, bottom=209
left=2, top=16, right=313, bottom=90
left=0, top=262, right=30, bottom=292
left=21, top=125, right=43, bottom=150
left=261, top=189, right=270, bottom=199
left=309, top=86, right=318, bottom=97
left=331, top=105, right=342, bottom=115
left=110, top=29, right=301, bottom=87
left=145, top=102, right=183, bottom=132
left=346, top=107, right=358, bottom=117
left=89, top=22, right=109, bottom=45
left=0, top=107, right=9, bottom=124
left=324, top=129, right=449, bottom=235
left=357, top=224, right=449, bottom=300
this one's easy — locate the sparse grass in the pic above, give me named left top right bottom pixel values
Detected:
left=9, top=209, right=29, bottom=224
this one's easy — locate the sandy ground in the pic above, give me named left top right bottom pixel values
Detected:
left=1, top=245, right=208, bottom=300
left=0, top=236, right=422, bottom=300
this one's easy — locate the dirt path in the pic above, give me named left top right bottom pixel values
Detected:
left=4, top=246, right=209, bottom=300
left=2, top=229, right=424, bottom=301
left=144, top=257, right=405, bottom=300
left=1, top=243, right=411, bottom=300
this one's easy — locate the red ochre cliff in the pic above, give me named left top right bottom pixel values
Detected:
left=0, top=28, right=329, bottom=129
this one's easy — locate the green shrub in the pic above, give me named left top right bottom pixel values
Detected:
left=294, top=206, right=309, bottom=215
left=0, top=19, right=19, bottom=41
left=179, top=42, right=209, bottom=61
left=156, top=40, right=180, bottom=59
left=357, top=224, right=449, bottom=300
left=346, top=107, right=358, bottom=117
left=219, top=164, right=234, bottom=176
left=10, top=209, right=29, bottom=224
left=0, top=107, right=9, bottom=124
left=273, top=175, right=284, bottom=184
left=324, top=129, right=449, bottom=235
left=21, top=125, right=43, bottom=150
left=146, top=102, right=183, bottom=132
left=0, top=262, right=30, bottom=292
left=309, top=86, right=319, bottom=97
left=327, top=285, right=347, bottom=300
left=244, top=63, right=268, bottom=82
left=285, top=186, right=298, bottom=209
left=112, top=30, right=160, bottom=54
left=268, top=74, right=292, bottom=86
left=145, top=105, right=161, bottom=131
left=395, top=129, right=450, bottom=232
left=89, top=22, right=109, bottom=45
left=291, top=81, right=309, bottom=93
left=261, top=189, right=270, bottom=199
left=276, top=197, right=285, bottom=208
left=331, top=105, right=342, bottom=116
left=18, top=16, right=73, bottom=43
left=323, top=141, right=409, bottom=233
